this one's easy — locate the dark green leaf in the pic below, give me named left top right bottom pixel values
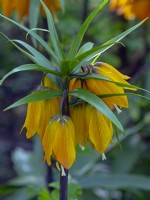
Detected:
left=0, top=64, right=60, bottom=86
left=0, top=14, right=58, bottom=62
left=76, top=42, right=94, bottom=57
left=40, top=0, right=65, bottom=61
left=72, top=19, right=147, bottom=71
left=12, top=40, right=54, bottom=70
left=67, top=0, right=108, bottom=60
left=29, top=0, right=40, bottom=29
left=4, top=90, right=62, bottom=110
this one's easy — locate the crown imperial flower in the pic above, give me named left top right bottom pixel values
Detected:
left=110, top=0, right=150, bottom=20
left=0, top=0, right=61, bottom=20
left=43, top=115, right=76, bottom=169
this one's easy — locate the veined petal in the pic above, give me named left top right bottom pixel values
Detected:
left=43, top=76, right=58, bottom=89
left=69, top=78, right=81, bottom=91
left=52, top=116, right=76, bottom=169
left=89, top=107, right=113, bottom=154
left=86, top=78, right=128, bottom=109
left=94, top=62, right=136, bottom=91
left=43, top=116, right=76, bottom=169
left=42, top=117, right=59, bottom=166
left=70, top=103, right=88, bottom=146
left=21, top=101, right=42, bottom=139
left=95, top=62, right=130, bottom=81
left=37, top=98, right=60, bottom=140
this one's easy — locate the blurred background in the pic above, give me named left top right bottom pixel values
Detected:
left=0, top=0, right=150, bottom=199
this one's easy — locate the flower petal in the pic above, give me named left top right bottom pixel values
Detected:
left=89, top=107, right=113, bottom=153
left=52, top=116, right=76, bottom=169
left=21, top=101, right=42, bottom=139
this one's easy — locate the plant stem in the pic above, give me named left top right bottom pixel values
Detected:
left=60, top=78, right=69, bottom=200
left=60, top=169, right=68, bottom=200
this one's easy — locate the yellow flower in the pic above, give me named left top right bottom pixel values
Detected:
left=42, top=115, right=76, bottom=169
left=0, top=0, right=61, bottom=20
left=70, top=103, right=88, bottom=147
left=21, top=63, right=136, bottom=167
left=21, top=76, right=60, bottom=139
left=110, top=0, right=150, bottom=20
left=85, top=62, right=136, bottom=109
left=87, top=106, right=113, bottom=154
left=70, top=103, right=113, bottom=154
left=21, top=101, right=42, bottom=139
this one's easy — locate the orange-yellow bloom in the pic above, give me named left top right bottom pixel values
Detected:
left=85, top=62, right=135, bottom=109
left=21, top=62, right=136, bottom=168
left=42, top=115, right=76, bottom=169
left=21, top=76, right=60, bottom=139
left=21, top=101, right=42, bottom=139
left=110, top=0, right=150, bottom=20
left=0, top=0, right=61, bottom=20
left=87, top=106, right=113, bottom=154
left=70, top=103, right=113, bottom=154
left=70, top=103, right=88, bottom=146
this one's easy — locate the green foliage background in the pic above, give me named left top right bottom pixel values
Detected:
left=0, top=0, right=150, bottom=199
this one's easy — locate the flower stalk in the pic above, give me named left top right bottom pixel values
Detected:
left=60, top=78, right=69, bottom=200
left=60, top=168, right=68, bottom=200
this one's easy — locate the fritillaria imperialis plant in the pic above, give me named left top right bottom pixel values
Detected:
left=0, top=0, right=149, bottom=199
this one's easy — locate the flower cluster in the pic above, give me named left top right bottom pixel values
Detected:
left=21, top=62, right=135, bottom=169
left=0, top=0, right=61, bottom=20
left=110, top=0, right=150, bottom=20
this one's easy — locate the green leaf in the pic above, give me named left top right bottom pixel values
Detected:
left=0, top=14, right=58, bottom=62
left=4, top=90, right=62, bottom=111
left=78, top=174, right=150, bottom=191
left=38, top=189, right=50, bottom=200
left=0, top=32, right=37, bottom=63
left=69, top=88, right=124, bottom=132
left=76, top=42, right=94, bottom=57
left=26, top=28, right=50, bottom=40
left=40, top=0, right=65, bottom=61
left=60, top=60, right=79, bottom=76
left=29, top=0, right=40, bottom=47
left=67, top=0, right=108, bottom=60
left=72, top=18, right=147, bottom=71
left=81, top=73, right=150, bottom=93
left=98, top=93, right=150, bottom=100
left=29, top=0, right=40, bottom=29
left=12, top=40, right=54, bottom=70
left=0, top=64, right=59, bottom=86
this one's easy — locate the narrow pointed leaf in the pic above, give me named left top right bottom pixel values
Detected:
left=12, top=40, right=54, bottom=70
left=72, top=18, right=147, bottom=71
left=69, top=88, right=124, bottom=132
left=4, top=90, right=62, bottom=111
left=76, top=42, right=94, bottom=57
left=0, top=32, right=37, bottom=62
left=40, top=0, right=65, bottom=61
left=67, top=0, right=108, bottom=60
left=0, top=14, right=58, bottom=62
left=98, top=93, right=150, bottom=100
left=0, top=64, right=59, bottom=86
left=29, top=0, right=40, bottom=29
